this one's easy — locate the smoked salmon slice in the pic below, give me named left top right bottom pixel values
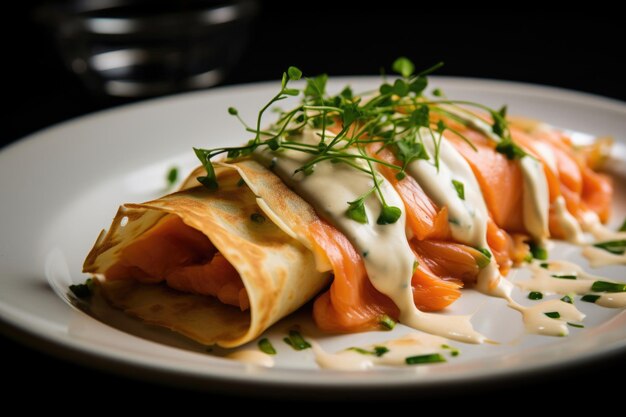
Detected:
left=105, top=215, right=250, bottom=310
left=310, top=219, right=463, bottom=332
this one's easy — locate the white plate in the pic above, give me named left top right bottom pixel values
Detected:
left=2, top=77, right=626, bottom=391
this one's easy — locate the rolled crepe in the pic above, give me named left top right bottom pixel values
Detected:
left=83, top=168, right=330, bottom=347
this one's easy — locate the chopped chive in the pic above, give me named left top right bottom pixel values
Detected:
left=560, top=294, right=574, bottom=304
left=544, top=311, right=561, bottom=319
left=567, top=322, right=584, bottom=328
left=591, top=281, right=626, bottom=293
left=581, top=294, right=600, bottom=303
left=236, top=178, right=245, bottom=187
left=258, top=338, right=276, bottom=355
left=528, top=291, right=543, bottom=300
left=592, top=240, right=626, bottom=255
left=551, top=274, right=577, bottom=280
left=379, top=315, right=396, bottom=330
left=528, top=241, right=548, bottom=260
left=69, top=278, right=94, bottom=299
left=540, top=262, right=550, bottom=269
left=348, top=346, right=390, bottom=357
left=451, top=179, right=465, bottom=200
left=283, top=330, right=311, bottom=351
left=250, top=213, right=266, bottom=223
left=412, top=260, right=419, bottom=274
left=619, top=218, right=626, bottom=232
left=166, top=166, right=178, bottom=187
left=441, top=344, right=460, bottom=357
left=405, top=353, right=446, bottom=365
left=475, top=248, right=492, bottom=268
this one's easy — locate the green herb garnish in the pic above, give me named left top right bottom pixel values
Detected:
left=258, top=338, right=277, bottom=355
left=405, top=353, right=446, bottom=365
left=528, top=241, right=548, bottom=260
left=560, top=294, right=574, bottom=304
left=283, top=330, right=311, bottom=351
left=432, top=88, right=444, bottom=97
left=379, top=315, right=396, bottom=330
left=346, top=198, right=368, bottom=224
left=166, top=166, right=178, bottom=187
left=581, top=294, right=600, bottom=303
left=193, top=58, right=524, bottom=226
left=441, top=344, right=460, bottom=357
left=591, top=281, right=626, bottom=293
left=528, top=291, right=543, bottom=300
left=619, top=218, right=626, bottom=232
left=540, top=262, right=550, bottom=269
left=475, top=247, right=492, bottom=268
left=348, top=346, right=390, bottom=357
left=495, top=140, right=527, bottom=160
left=551, top=274, right=577, bottom=280
left=544, top=311, right=561, bottom=319
left=567, top=322, right=584, bottom=328
left=69, top=278, right=94, bottom=299
left=592, top=240, right=626, bottom=255
left=452, top=179, right=465, bottom=200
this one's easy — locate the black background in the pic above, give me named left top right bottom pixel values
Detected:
left=2, top=3, right=626, bottom=405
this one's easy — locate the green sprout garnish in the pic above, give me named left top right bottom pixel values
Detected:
left=452, top=179, right=465, bottom=200
left=193, top=58, right=524, bottom=224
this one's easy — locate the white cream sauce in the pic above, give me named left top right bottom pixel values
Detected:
left=552, top=197, right=585, bottom=244
left=312, top=333, right=451, bottom=370
left=577, top=211, right=626, bottom=266
left=516, top=260, right=626, bottom=308
left=440, top=106, right=551, bottom=241
left=255, top=129, right=485, bottom=343
left=227, top=350, right=275, bottom=367
left=406, top=129, right=501, bottom=293
left=520, top=156, right=550, bottom=241
left=509, top=299, right=584, bottom=337
left=582, top=246, right=626, bottom=267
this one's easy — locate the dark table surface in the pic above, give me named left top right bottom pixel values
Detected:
left=3, top=5, right=626, bottom=402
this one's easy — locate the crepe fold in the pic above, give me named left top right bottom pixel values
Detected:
left=83, top=167, right=330, bottom=347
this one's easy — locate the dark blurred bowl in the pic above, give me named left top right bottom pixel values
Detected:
left=37, top=0, right=258, bottom=97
